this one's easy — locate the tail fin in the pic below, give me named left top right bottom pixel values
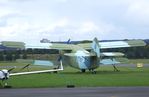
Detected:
left=91, top=37, right=100, bottom=58
left=66, top=38, right=71, bottom=44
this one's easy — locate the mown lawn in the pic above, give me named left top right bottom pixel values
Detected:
left=0, top=59, right=149, bottom=88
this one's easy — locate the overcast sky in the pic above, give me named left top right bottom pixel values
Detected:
left=0, top=0, right=149, bottom=44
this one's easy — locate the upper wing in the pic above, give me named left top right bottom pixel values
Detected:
left=0, top=41, right=25, bottom=49
left=100, top=40, right=146, bottom=49
left=78, top=40, right=146, bottom=49
left=1, top=39, right=146, bottom=50
left=0, top=41, right=73, bottom=50
left=48, top=43, right=72, bottom=50
left=0, top=41, right=52, bottom=50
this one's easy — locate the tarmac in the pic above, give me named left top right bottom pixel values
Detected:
left=0, top=87, right=149, bottom=97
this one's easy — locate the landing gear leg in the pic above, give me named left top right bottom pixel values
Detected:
left=89, top=69, right=96, bottom=74
left=0, top=80, right=6, bottom=88
left=3, top=81, right=11, bottom=88
left=92, top=70, right=96, bottom=74
left=112, top=64, right=120, bottom=72
left=81, top=69, right=86, bottom=73
left=2, top=80, right=7, bottom=87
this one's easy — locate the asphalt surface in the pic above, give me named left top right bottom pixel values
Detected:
left=0, top=87, right=149, bottom=97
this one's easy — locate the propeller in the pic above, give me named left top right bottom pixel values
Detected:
left=0, top=67, right=16, bottom=81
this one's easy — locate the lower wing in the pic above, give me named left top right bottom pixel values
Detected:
left=10, top=59, right=63, bottom=76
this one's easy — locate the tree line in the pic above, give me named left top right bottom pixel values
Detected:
left=0, top=49, right=59, bottom=61
left=0, top=44, right=148, bottom=61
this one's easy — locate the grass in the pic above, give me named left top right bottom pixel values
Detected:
left=0, top=59, right=149, bottom=88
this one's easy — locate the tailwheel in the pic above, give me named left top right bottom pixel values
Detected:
left=112, top=64, right=120, bottom=72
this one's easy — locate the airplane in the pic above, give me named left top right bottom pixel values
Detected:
left=48, top=37, right=146, bottom=73
left=0, top=37, right=146, bottom=86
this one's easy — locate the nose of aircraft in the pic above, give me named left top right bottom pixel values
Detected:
left=0, top=69, right=9, bottom=80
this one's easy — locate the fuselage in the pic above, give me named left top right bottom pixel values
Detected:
left=63, top=49, right=99, bottom=70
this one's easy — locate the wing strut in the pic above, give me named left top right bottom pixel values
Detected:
left=111, top=58, right=120, bottom=72
left=112, top=64, right=120, bottom=72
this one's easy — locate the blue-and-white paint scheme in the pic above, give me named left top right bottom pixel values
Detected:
left=75, top=50, right=90, bottom=69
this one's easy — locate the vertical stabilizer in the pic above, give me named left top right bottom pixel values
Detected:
left=66, top=39, right=71, bottom=44
left=91, top=37, right=100, bottom=58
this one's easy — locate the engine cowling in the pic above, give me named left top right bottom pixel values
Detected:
left=0, top=69, right=10, bottom=80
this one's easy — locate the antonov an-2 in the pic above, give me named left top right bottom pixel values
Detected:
left=0, top=37, right=146, bottom=83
